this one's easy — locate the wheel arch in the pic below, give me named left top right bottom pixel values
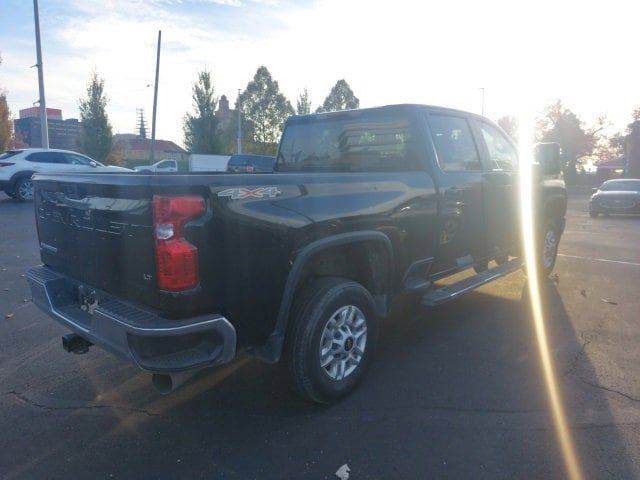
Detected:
left=542, top=194, right=567, bottom=234
left=9, top=170, right=36, bottom=190
left=251, top=231, right=394, bottom=363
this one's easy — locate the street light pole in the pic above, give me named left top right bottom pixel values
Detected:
left=33, top=0, right=49, bottom=149
left=236, top=89, right=242, bottom=154
left=150, top=30, right=161, bottom=163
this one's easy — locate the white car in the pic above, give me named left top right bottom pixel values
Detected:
left=0, top=148, right=131, bottom=201
left=133, top=159, right=178, bottom=173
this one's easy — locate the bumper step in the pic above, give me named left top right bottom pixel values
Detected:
left=421, top=258, right=523, bottom=307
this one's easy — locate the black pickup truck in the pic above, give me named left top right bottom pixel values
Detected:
left=27, top=104, right=567, bottom=403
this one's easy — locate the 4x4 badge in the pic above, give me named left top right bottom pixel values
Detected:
left=218, top=187, right=281, bottom=200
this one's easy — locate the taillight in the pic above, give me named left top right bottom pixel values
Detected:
left=153, top=195, right=205, bottom=291
left=0, top=162, right=15, bottom=167
left=246, top=165, right=254, bottom=173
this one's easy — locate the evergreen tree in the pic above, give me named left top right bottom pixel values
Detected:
left=237, top=66, right=294, bottom=155
left=77, top=72, right=113, bottom=163
left=0, top=55, right=12, bottom=151
left=296, top=88, right=311, bottom=115
left=317, top=79, right=359, bottom=113
left=183, top=70, right=220, bottom=153
left=137, top=109, right=147, bottom=139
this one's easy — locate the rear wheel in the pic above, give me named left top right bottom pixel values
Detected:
left=14, top=177, right=34, bottom=202
left=284, top=277, right=378, bottom=404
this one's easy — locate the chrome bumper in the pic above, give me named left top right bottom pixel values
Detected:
left=27, top=266, right=236, bottom=373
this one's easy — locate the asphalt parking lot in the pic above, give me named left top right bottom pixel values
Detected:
left=1, top=193, right=639, bottom=479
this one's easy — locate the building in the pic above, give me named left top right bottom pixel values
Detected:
left=13, top=107, right=81, bottom=151
left=112, top=134, right=187, bottom=169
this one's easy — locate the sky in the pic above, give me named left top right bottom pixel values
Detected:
left=1, top=0, right=639, bottom=147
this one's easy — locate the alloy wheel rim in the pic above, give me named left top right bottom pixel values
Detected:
left=319, top=305, right=367, bottom=381
left=19, top=180, right=34, bottom=200
left=543, top=229, right=557, bottom=269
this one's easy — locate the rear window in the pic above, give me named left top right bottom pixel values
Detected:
left=277, top=111, right=420, bottom=172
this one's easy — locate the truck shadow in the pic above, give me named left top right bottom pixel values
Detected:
left=7, top=275, right=636, bottom=479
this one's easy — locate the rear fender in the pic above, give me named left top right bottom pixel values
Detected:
left=251, top=231, right=393, bottom=363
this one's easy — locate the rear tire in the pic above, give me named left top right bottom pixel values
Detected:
left=14, top=176, right=34, bottom=202
left=284, top=277, right=378, bottom=404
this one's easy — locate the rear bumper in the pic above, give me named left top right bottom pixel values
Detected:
left=27, top=266, right=236, bottom=373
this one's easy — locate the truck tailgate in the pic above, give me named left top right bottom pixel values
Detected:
left=34, top=174, right=159, bottom=307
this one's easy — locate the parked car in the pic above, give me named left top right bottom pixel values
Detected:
left=589, top=179, right=640, bottom=217
left=26, top=104, right=566, bottom=404
left=227, top=154, right=275, bottom=173
left=0, top=148, right=131, bottom=201
left=133, top=159, right=178, bottom=173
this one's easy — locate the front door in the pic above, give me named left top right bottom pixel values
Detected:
left=473, top=120, right=520, bottom=259
left=426, top=113, right=488, bottom=275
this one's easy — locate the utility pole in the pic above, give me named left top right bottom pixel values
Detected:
left=150, top=30, right=161, bottom=163
left=33, top=0, right=49, bottom=148
left=236, top=88, right=242, bottom=154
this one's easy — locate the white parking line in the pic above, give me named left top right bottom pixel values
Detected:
left=558, top=253, right=640, bottom=267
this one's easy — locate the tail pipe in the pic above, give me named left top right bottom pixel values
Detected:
left=151, top=372, right=197, bottom=394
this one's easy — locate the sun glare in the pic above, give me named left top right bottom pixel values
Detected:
left=518, top=116, right=583, bottom=480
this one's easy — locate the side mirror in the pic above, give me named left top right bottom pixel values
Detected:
left=89, top=161, right=98, bottom=168
left=534, top=142, right=561, bottom=175
left=591, top=187, right=598, bottom=194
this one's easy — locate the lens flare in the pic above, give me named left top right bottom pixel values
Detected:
left=518, top=116, right=583, bottom=480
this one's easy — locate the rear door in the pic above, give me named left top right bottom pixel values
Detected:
left=426, top=112, right=488, bottom=274
left=472, top=120, right=519, bottom=259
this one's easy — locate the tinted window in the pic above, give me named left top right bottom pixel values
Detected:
left=429, top=115, right=481, bottom=172
left=478, top=122, right=518, bottom=170
left=27, top=152, right=66, bottom=164
left=228, top=156, right=249, bottom=167
left=601, top=180, right=640, bottom=191
left=277, top=112, right=419, bottom=172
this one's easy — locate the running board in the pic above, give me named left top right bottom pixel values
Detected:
left=421, top=258, right=523, bottom=307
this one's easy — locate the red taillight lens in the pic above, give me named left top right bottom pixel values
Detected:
left=153, top=195, right=205, bottom=292
left=246, top=165, right=254, bottom=173
left=155, top=240, right=199, bottom=291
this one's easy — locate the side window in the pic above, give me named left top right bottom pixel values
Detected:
left=157, top=161, right=172, bottom=169
left=66, top=154, right=92, bottom=165
left=428, top=115, right=482, bottom=172
left=27, top=152, right=65, bottom=164
left=479, top=122, right=518, bottom=171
